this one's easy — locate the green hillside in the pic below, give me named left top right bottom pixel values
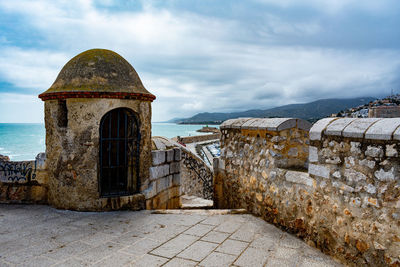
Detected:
left=174, top=97, right=375, bottom=124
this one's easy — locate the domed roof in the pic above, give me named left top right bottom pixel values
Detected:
left=39, top=49, right=155, bottom=101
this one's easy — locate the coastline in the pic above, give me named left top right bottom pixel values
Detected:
left=0, top=122, right=214, bottom=161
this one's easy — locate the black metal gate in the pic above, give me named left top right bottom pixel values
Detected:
left=99, top=108, right=140, bottom=197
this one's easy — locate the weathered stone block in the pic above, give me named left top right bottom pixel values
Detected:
left=242, top=118, right=261, bottom=130
left=308, top=164, right=330, bottom=179
left=229, top=118, right=253, bottom=129
left=170, top=161, right=180, bottom=174
left=365, top=145, right=383, bottom=158
left=344, top=156, right=355, bottom=167
left=156, top=176, right=169, bottom=193
left=167, top=175, right=173, bottom=187
left=365, top=184, right=376, bottom=194
left=332, top=181, right=355, bottom=192
left=342, top=118, right=381, bottom=138
left=153, top=138, right=167, bottom=150
left=386, top=144, right=398, bottom=157
left=309, top=146, right=318, bottom=163
left=359, top=159, right=375, bottom=169
left=285, top=171, right=314, bottom=187
left=325, top=118, right=357, bottom=136
left=174, top=148, right=182, bottom=161
left=152, top=150, right=166, bottom=166
left=374, top=167, right=395, bottom=182
left=172, top=173, right=181, bottom=186
left=309, top=118, right=337, bottom=140
left=344, top=169, right=366, bottom=182
left=149, top=164, right=170, bottom=181
left=166, top=149, right=175, bottom=162
left=350, top=142, right=361, bottom=155
left=365, top=118, right=400, bottom=140
left=271, top=136, right=286, bottom=143
left=326, top=157, right=341, bottom=164
left=332, top=171, right=341, bottom=179
left=143, top=182, right=157, bottom=199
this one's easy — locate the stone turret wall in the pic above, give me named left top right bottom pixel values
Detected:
left=214, top=117, right=400, bottom=266
left=45, top=98, right=152, bottom=211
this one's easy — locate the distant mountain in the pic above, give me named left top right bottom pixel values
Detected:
left=165, top=117, right=186, bottom=123
left=174, top=97, right=376, bottom=124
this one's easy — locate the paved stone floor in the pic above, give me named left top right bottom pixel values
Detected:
left=0, top=204, right=343, bottom=267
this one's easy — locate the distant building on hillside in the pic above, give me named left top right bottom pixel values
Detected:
left=368, top=105, right=400, bottom=118
left=352, top=108, right=369, bottom=118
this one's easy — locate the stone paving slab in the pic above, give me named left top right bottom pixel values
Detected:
left=0, top=204, right=343, bottom=267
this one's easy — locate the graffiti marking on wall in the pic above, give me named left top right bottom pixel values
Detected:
left=0, top=161, right=37, bottom=183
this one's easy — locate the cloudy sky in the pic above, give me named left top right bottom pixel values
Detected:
left=0, top=0, right=399, bottom=123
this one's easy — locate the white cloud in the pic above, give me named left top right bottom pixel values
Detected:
left=0, top=93, right=43, bottom=123
left=0, top=47, right=67, bottom=90
left=254, top=0, right=397, bottom=14
left=0, top=0, right=399, bottom=122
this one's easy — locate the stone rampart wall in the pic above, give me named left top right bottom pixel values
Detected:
left=145, top=137, right=183, bottom=209
left=0, top=153, right=48, bottom=204
left=177, top=133, right=220, bottom=144
left=214, top=117, right=400, bottom=266
left=153, top=136, right=214, bottom=200
left=180, top=147, right=214, bottom=200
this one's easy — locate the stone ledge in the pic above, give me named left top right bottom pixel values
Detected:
left=325, top=118, right=357, bottom=136
left=220, top=118, right=312, bottom=131
left=285, top=170, right=314, bottom=187
left=309, top=118, right=338, bottom=141
left=310, top=118, right=400, bottom=141
left=308, top=164, right=330, bottom=179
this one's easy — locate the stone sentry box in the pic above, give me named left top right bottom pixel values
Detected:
left=38, top=49, right=156, bottom=211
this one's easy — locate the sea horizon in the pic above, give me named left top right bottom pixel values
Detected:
left=0, top=122, right=211, bottom=161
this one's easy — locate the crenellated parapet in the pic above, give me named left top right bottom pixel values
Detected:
left=220, top=118, right=312, bottom=170
left=214, top=117, right=400, bottom=266
left=310, top=117, right=400, bottom=141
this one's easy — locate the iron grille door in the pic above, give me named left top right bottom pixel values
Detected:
left=99, top=108, right=140, bottom=197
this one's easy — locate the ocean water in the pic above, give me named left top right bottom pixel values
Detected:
left=0, top=123, right=210, bottom=161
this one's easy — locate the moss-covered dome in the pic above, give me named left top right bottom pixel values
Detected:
left=39, top=49, right=155, bottom=101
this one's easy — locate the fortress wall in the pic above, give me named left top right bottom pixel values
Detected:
left=144, top=137, right=183, bottom=209
left=176, top=133, right=221, bottom=144
left=150, top=136, right=213, bottom=203
left=214, top=117, right=400, bottom=266
left=180, top=146, right=213, bottom=200
left=0, top=153, right=48, bottom=204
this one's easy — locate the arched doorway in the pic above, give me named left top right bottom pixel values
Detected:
left=99, top=108, right=140, bottom=197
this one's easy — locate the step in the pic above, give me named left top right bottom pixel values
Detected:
left=180, top=195, right=214, bottom=209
